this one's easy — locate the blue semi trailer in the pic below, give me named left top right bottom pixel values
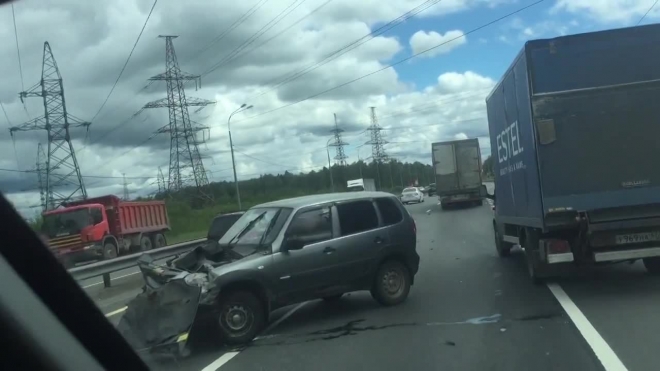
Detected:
left=486, top=23, right=660, bottom=283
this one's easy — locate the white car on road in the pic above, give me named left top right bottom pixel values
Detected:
left=400, top=187, right=424, bottom=204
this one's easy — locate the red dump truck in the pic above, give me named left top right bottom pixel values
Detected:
left=40, top=195, right=170, bottom=268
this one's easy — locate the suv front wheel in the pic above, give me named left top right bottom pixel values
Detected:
left=217, top=291, right=266, bottom=345
left=371, top=260, right=411, bottom=306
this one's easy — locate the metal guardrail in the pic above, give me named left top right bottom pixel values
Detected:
left=69, top=238, right=206, bottom=287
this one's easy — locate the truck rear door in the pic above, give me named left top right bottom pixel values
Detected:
left=433, top=143, right=457, bottom=194
left=528, top=25, right=660, bottom=215
left=455, top=140, right=481, bottom=190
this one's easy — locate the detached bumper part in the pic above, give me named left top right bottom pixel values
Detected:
left=116, top=280, right=202, bottom=356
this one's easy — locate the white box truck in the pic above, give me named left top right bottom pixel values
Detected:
left=347, top=178, right=376, bottom=192
left=432, top=138, right=485, bottom=209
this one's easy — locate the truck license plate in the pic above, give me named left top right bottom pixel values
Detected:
left=615, top=231, right=660, bottom=245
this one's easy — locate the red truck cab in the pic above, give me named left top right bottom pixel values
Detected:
left=41, top=195, right=170, bottom=268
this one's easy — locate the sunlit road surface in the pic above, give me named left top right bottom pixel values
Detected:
left=87, top=186, right=660, bottom=371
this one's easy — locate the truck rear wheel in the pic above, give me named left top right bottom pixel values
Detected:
left=493, top=224, right=512, bottom=257
left=140, top=236, right=153, bottom=251
left=643, top=257, right=660, bottom=274
left=523, top=228, right=547, bottom=285
left=151, top=233, right=166, bottom=249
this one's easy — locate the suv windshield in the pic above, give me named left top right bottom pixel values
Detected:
left=208, top=213, right=244, bottom=241
left=218, top=208, right=284, bottom=247
left=41, top=209, right=91, bottom=238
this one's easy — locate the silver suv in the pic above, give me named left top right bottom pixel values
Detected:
left=209, top=191, right=419, bottom=344
left=119, top=192, right=419, bottom=350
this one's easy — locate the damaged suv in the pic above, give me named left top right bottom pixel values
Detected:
left=119, top=192, right=419, bottom=352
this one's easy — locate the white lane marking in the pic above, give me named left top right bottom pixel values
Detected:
left=201, top=352, right=240, bottom=371
left=547, top=283, right=628, bottom=371
left=203, top=301, right=308, bottom=370
left=82, top=271, right=141, bottom=289
left=104, top=306, right=127, bottom=318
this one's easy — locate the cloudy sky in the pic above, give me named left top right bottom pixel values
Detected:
left=0, top=0, right=658, bottom=218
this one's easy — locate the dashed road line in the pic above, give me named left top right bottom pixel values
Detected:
left=104, top=306, right=127, bottom=317
left=201, top=352, right=240, bottom=371
left=203, top=301, right=309, bottom=370
left=547, top=283, right=628, bottom=371
left=83, top=271, right=141, bottom=289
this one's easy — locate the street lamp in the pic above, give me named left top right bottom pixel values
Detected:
left=326, top=137, right=334, bottom=191
left=228, top=103, right=253, bottom=210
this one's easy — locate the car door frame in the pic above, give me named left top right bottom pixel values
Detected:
left=328, top=198, right=390, bottom=289
left=270, top=202, right=341, bottom=305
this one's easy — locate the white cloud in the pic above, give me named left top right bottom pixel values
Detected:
left=409, top=30, right=467, bottom=57
left=506, top=16, right=573, bottom=41
left=0, top=0, right=506, bottom=216
left=553, top=0, right=660, bottom=24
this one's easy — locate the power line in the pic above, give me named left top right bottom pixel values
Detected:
left=205, top=0, right=334, bottom=73
left=234, top=148, right=300, bottom=169
left=244, top=0, right=442, bottom=101
left=187, top=0, right=270, bottom=64
left=89, top=0, right=158, bottom=123
left=638, top=0, right=659, bottom=25
left=233, top=0, right=544, bottom=125
left=10, top=4, right=26, bottom=97
left=1, top=100, right=22, bottom=172
left=90, top=133, right=158, bottom=174
left=77, top=108, right=146, bottom=155
left=377, top=88, right=492, bottom=121
left=199, top=0, right=309, bottom=77
left=0, top=167, right=153, bottom=179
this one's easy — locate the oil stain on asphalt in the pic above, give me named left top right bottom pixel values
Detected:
left=238, top=311, right=564, bottom=349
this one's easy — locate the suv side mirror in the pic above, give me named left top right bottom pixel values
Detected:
left=283, top=237, right=305, bottom=251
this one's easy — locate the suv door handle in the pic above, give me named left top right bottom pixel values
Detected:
left=374, top=237, right=383, bottom=244
left=323, top=246, right=336, bottom=254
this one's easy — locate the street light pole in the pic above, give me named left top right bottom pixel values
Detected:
left=228, top=103, right=253, bottom=210
left=326, top=137, right=334, bottom=191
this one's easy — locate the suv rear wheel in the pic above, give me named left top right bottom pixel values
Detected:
left=371, top=260, right=411, bottom=306
left=218, top=291, right=266, bottom=345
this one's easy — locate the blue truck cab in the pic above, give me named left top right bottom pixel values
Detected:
left=486, top=23, right=660, bottom=283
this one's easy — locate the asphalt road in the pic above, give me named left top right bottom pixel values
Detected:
left=89, top=189, right=660, bottom=371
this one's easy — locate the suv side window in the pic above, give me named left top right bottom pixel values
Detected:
left=375, top=197, right=403, bottom=226
left=336, top=200, right=379, bottom=236
left=286, top=207, right=333, bottom=245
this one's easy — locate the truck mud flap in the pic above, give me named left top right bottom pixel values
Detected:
left=116, top=280, right=201, bottom=357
